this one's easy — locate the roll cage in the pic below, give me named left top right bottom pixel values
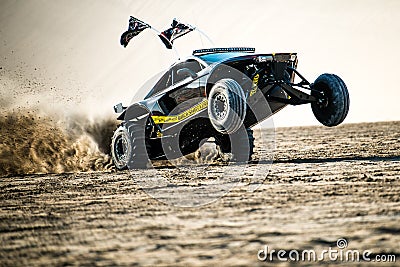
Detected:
left=144, top=57, right=208, bottom=99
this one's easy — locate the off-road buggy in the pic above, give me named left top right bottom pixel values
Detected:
left=111, top=18, right=349, bottom=170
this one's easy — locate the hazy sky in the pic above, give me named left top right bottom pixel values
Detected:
left=0, top=0, right=399, bottom=127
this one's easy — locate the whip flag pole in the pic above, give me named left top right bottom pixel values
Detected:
left=120, top=16, right=180, bottom=58
left=120, top=16, right=214, bottom=59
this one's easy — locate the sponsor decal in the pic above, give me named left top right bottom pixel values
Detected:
left=151, top=99, right=208, bottom=124
left=250, top=73, right=260, bottom=96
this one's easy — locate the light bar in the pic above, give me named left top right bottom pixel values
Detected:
left=193, top=47, right=255, bottom=55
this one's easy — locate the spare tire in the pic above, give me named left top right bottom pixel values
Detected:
left=208, top=78, right=246, bottom=134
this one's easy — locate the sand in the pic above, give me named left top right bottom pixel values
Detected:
left=1, top=121, right=399, bottom=266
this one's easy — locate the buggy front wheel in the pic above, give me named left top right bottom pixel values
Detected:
left=311, top=74, right=349, bottom=127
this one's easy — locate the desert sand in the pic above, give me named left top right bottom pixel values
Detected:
left=1, top=1, right=400, bottom=265
left=1, top=121, right=399, bottom=266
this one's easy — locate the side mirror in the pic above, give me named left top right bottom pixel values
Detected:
left=113, top=103, right=125, bottom=113
left=177, top=68, right=198, bottom=79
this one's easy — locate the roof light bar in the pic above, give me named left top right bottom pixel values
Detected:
left=193, top=47, right=255, bottom=55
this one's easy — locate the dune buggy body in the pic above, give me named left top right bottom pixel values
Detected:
left=111, top=47, right=349, bottom=169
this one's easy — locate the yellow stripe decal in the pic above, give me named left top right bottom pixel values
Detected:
left=250, top=73, right=260, bottom=96
left=151, top=99, right=208, bottom=124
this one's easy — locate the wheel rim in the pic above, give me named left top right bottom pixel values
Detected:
left=316, top=92, right=329, bottom=109
left=114, top=134, right=128, bottom=165
left=211, top=92, right=228, bottom=120
left=314, top=84, right=329, bottom=109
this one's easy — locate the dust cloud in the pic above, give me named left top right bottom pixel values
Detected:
left=0, top=110, right=116, bottom=177
left=0, top=66, right=117, bottom=177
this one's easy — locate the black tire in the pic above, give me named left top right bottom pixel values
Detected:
left=216, top=128, right=254, bottom=162
left=311, top=73, right=349, bottom=127
left=208, top=78, right=246, bottom=134
left=111, top=124, right=149, bottom=170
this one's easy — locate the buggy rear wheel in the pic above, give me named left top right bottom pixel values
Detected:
left=311, top=74, right=349, bottom=127
left=216, top=128, right=254, bottom=162
left=111, top=125, right=149, bottom=170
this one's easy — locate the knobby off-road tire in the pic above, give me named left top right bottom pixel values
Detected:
left=208, top=78, right=247, bottom=134
left=111, top=124, right=149, bottom=170
left=216, top=128, right=255, bottom=162
left=311, top=73, right=349, bottom=127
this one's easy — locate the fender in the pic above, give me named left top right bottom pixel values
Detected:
left=119, top=103, right=150, bottom=122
